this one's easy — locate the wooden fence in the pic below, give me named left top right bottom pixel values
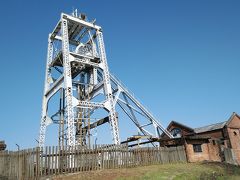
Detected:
left=0, top=145, right=187, bottom=180
left=223, top=148, right=238, bottom=165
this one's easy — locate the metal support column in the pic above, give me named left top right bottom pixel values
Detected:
left=97, top=31, right=120, bottom=145
left=39, top=35, right=53, bottom=147
left=61, top=18, right=76, bottom=146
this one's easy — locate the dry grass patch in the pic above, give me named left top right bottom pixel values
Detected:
left=49, top=162, right=240, bottom=180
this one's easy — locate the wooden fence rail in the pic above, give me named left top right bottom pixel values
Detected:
left=0, top=145, right=187, bottom=179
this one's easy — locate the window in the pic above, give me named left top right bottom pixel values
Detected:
left=170, top=128, right=181, bottom=138
left=234, top=131, right=237, bottom=136
left=193, top=144, right=202, bottom=153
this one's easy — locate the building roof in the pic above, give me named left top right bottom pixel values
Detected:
left=167, top=120, right=194, bottom=132
left=226, top=112, right=240, bottom=126
left=164, top=112, right=240, bottom=137
left=193, top=112, right=240, bottom=134
left=194, top=121, right=227, bottom=134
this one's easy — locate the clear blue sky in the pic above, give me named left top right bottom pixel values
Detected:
left=0, top=0, right=240, bottom=150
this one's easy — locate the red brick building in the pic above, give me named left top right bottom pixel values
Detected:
left=161, top=112, right=240, bottom=164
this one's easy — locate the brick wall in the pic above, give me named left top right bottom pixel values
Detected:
left=185, top=142, right=210, bottom=162
left=185, top=140, right=221, bottom=163
left=207, top=139, right=221, bottom=162
left=227, top=128, right=240, bottom=149
left=232, top=149, right=240, bottom=164
left=227, top=128, right=240, bottom=163
left=227, top=115, right=240, bottom=164
left=197, top=130, right=223, bottom=139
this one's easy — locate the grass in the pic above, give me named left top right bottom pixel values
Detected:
left=51, top=162, right=240, bottom=180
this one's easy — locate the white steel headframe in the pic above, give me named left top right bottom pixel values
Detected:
left=39, top=12, right=120, bottom=147
left=39, top=11, right=172, bottom=148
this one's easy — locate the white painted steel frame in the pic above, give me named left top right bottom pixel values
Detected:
left=39, top=35, right=54, bottom=147
left=39, top=12, right=172, bottom=148
left=61, top=18, right=76, bottom=146
left=110, top=74, right=173, bottom=139
left=97, top=31, right=120, bottom=145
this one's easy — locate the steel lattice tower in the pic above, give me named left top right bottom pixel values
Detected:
left=39, top=11, right=172, bottom=148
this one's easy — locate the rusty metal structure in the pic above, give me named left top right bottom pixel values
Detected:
left=38, top=10, right=172, bottom=148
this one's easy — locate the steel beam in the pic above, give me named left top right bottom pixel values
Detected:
left=97, top=31, right=120, bottom=145
left=61, top=18, right=75, bottom=146
left=61, top=13, right=101, bottom=30
left=39, top=35, right=54, bottom=147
